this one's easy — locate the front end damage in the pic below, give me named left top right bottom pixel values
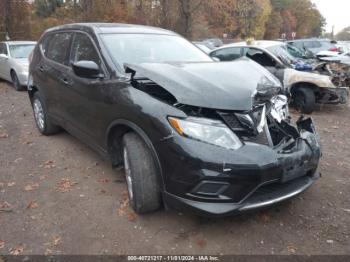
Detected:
left=126, top=62, right=322, bottom=216
left=312, top=62, right=350, bottom=104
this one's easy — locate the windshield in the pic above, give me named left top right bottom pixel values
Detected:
left=101, top=34, right=212, bottom=70
left=267, top=45, right=296, bottom=66
left=9, top=44, right=35, bottom=59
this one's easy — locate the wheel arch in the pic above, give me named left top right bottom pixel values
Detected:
left=27, top=85, right=39, bottom=102
left=106, top=119, right=164, bottom=187
left=290, top=82, right=320, bottom=95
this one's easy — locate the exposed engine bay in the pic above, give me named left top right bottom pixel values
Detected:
left=130, top=75, right=315, bottom=152
left=313, top=62, right=350, bottom=87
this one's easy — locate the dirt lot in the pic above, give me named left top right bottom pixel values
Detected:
left=0, top=81, right=349, bottom=256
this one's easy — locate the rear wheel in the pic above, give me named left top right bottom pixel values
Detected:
left=32, top=92, right=60, bottom=135
left=292, top=87, right=316, bottom=114
left=11, top=71, right=24, bottom=91
left=122, top=132, right=161, bottom=214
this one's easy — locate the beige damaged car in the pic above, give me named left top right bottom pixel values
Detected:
left=210, top=41, right=349, bottom=114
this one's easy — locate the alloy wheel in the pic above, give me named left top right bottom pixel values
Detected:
left=33, top=98, right=45, bottom=131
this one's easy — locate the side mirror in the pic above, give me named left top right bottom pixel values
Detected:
left=72, top=60, right=103, bottom=79
left=0, top=54, right=8, bottom=59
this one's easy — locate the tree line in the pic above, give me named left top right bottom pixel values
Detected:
left=0, top=0, right=331, bottom=42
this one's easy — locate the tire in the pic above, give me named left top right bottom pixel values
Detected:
left=32, top=92, right=60, bottom=135
left=292, top=87, right=316, bottom=114
left=122, top=132, right=161, bottom=214
left=11, top=71, right=24, bottom=91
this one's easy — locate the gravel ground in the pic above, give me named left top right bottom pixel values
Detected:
left=0, top=81, right=349, bottom=256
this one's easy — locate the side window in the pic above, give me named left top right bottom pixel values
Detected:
left=303, top=41, right=314, bottom=48
left=46, top=33, right=72, bottom=66
left=211, top=48, right=242, bottom=61
left=0, top=43, right=8, bottom=55
left=41, top=35, right=53, bottom=56
left=293, top=42, right=304, bottom=49
left=313, top=41, right=322, bottom=48
left=70, top=33, right=101, bottom=66
left=245, top=48, right=276, bottom=67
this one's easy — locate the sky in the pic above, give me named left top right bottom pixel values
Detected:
left=311, top=0, right=350, bottom=33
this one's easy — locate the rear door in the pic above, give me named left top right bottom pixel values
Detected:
left=38, top=32, right=73, bottom=122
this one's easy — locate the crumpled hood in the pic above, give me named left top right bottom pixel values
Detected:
left=125, top=58, right=282, bottom=111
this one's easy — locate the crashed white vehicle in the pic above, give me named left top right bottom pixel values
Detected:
left=0, top=41, right=36, bottom=91
left=210, top=41, right=349, bottom=114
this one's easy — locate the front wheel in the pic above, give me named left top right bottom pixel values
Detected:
left=11, top=71, right=24, bottom=91
left=32, top=92, right=60, bottom=135
left=292, top=87, right=316, bottom=114
left=122, top=132, right=161, bottom=214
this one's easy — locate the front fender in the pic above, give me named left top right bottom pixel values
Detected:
left=284, top=68, right=334, bottom=89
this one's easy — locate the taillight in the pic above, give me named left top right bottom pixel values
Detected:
left=329, top=47, right=338, bottom=52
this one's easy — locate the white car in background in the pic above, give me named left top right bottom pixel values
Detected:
left=0, top=41, right=36, bottom=91
left=320, top=51, right=350, bottom=66
left=210, top=40, right=349, bottom=114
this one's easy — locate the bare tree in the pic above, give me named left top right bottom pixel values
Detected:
left=177, top=0, right=202, bottom=39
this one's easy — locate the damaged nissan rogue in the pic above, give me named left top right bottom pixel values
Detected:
left=28, top=23, right=322, bottom=217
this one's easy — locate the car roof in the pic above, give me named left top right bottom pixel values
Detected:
left=2, top=41, right=37, bottom=45
left=44, top=23, right=177, bottom=36
left=212, top=40, right=283, bottom=52
left=287, top=38, right=331, bottom=42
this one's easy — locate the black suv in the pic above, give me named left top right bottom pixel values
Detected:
left=28, top=23, right=321, bottom=217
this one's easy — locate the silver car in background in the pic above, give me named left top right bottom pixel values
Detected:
left=0, top=41, right=36, bottom=91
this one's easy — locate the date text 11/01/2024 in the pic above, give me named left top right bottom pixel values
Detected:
left=127, top=255, right=220, bottom=261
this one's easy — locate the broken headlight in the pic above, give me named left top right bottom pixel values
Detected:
left=168, top=117, right=242, bottom=150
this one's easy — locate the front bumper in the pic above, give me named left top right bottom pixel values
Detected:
left=158, top=118, right=321, bottom=217
left=319, top=86, right=349, bottom=104
left=164, top=173, right=319, bottom=217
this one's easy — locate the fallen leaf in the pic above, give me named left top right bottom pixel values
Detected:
left=259, top=212, right=271, bottom=223
left=24, top=183, right=39, bottom=192
left=195, top=238, right=207, bottom=248
left=43, top=160, right=55, bottom=169
left=7, top=182, right=15, bottom=187
left=56, top=178, right=77, bottom=193
left=117, top=192, right=129, bottom=217
left=10, top=245, right=24, bottom=255
left=127, top=212, right=137, bottom=222
left=39, top=175, right=47, bottom=181
left=100, top=189, right=107, bottom=194
left=53, top=236, right=61, bottom=246
left=97, top=178, right=110, bottom=183
left=27, top=201, right=38, bottom=209
left=14, top=158, right=23, bottom=163
left=0, top=240, right=4, bottom=249
left=45, top=248, right=52, bottom=255
left=0, top=133, right=9, bottom=139
left=287, top=245, right=297, bottom=254
left=0, top=201, right=12, bottom=212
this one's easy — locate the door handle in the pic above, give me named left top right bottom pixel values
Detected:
left=61, top=78, right=70, bottom=85
left=38, top=65, right=45, bottom=72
